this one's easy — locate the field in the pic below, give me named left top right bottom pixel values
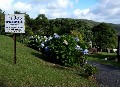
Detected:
left=0, top=35, right=97, bottom=87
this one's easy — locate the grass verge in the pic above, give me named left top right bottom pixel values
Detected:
left=0, top=35, right=97, bottom=87
left=87, top=52, right=120, bottom=67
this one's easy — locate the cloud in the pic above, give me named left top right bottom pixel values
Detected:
left=36, top=0, right=73, bottom=18
left=47, top=12, right=69, bottom=18
left=74, top=8, right=89, bottom=16
left=41, top=0, right=120, bottom=23
left=73, top=0, right=120, bottom=24
left=39, top=9, right=46, bottom=14
left=75, top=0, right=78, bottom=3
left=92, top=0, right=120, bottom=23
left=13, top=2, right=31, bottom=12
left=1, top=0, right=120, bottom=24
left=46, top=0, right=73, bottom=9
left=0, top=0, right=14, bottom=10
left=0, top=0, right=31, bottom=14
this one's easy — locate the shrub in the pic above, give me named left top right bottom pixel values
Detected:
left=42, top=34, right=87, bottom=67
left=71, top=30, right=84, bottom=44
left=76, top=64, right=98, bottom=78
left=27, top=33, right=97, bottom=77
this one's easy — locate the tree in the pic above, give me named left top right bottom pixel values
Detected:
left=0, top=9, right=5, bottom=35
left=92, top=23, right=117, bottom=51
left=24, top=14, right=34, bottom=36
left=71, top=30, right=84, bottom=43
left=34, top=14, right=49, bottom=36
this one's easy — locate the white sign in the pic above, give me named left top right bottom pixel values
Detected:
left=5, top=14, right=25, bottom=33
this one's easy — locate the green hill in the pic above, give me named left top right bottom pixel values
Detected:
left=0, top=35, right=97, bottom=87
left=80, top=19, right=120, bottom=34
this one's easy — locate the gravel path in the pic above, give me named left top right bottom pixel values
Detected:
left=88, top=61, right=120, bottom=87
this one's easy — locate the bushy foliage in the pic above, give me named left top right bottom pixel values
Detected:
left=40, top=34, right=88, bottom=67
left=71, top=30, right=84, bottom=44
left=27, top=34, right=97, bottom=77
left=92, top=23, right=117, bottom=50
left=76, top=64, right=98, bottom=78
left=0, top=9, right=5, bottom=35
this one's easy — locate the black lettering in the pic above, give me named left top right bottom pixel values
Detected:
left=6, top=21, right=11, bottom=23
left=14, top=21, right=17, bottom=23
left=10, top=24, right=14, bottom=25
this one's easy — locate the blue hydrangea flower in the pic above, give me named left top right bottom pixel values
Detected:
left=45, top=46, right=50, bottom=57
left=80, top=48, right=83, bottom=51
left=53, top=33, right=60, bottom=38
left=74, top=37, right=79, bottom=42
left=83, top=49, right=89, bottom=54
left=45, top=46, right=49, bottom=52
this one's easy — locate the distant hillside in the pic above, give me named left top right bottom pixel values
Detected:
left=79, top=19, right=120, bottom=34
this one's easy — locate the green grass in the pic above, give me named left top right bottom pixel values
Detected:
left=87, top=52, right=120, bottom=67
left=0, top=35, right=97, bottom=87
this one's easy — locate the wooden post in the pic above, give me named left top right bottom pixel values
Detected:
left=117, top=35, right=120, bottom=62
left=14, top=33, right=16, bottom=64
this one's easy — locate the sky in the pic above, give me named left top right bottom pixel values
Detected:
left=0, top=0, right=120, bottom=24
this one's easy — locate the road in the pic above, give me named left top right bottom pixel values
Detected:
left=89, top=61, right=120, bottom=87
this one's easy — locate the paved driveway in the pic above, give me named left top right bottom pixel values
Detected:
left=89, top=61, right=120, bottom=87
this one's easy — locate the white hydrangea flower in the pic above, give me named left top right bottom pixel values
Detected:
left=48, top=36, right=53, bottom=40
left=105, top=58, right=107, bottom=60
left=45, top=40, right=47, bottom=42
left=75, top=45, right=80, bottom=50
left=63, top=40, right=68, bottom=45
left=35, top=39, right=38, bottom=42
left=37, top=36, right=40, bottom=39
left=44, top=36, right=47, bottom=40
left=41, top=43, right=44, bottom=48
left=29, top=36, right=33, bottom=39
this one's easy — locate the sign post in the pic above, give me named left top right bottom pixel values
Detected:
left=5, top=14, right=25, bottom=64
left=14, top=33, right=16, bottom=64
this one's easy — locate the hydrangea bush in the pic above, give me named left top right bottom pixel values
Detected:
left=27, top=33, right=97, bottom=77
left=40, top=33, right=88, bottom=67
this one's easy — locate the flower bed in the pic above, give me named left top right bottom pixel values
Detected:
left=27, top=33, right=97, bottom=77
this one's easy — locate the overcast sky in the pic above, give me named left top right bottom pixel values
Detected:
left=0, top=0, right=120, bottom=24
